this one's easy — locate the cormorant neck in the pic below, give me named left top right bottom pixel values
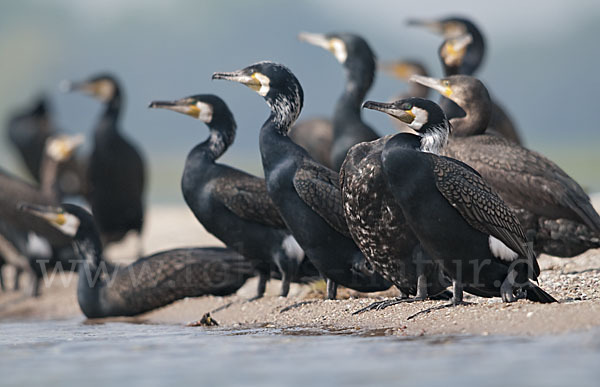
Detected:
left=449, top=100, right=491, bottom=136
left=387, top=132, right=423, bottom=151
left=334, top=67, right=373, bottom=133
left=199, top=127, right=233, bottom=161
left=100, top=90, right=122, bottom=130
left=419, top=120, right=451, bottom=155
left=39, top=156, right=60, bottom=199
left=265, top=95, right=301, bottom=136
left=259, top=112, right=303, bottom=172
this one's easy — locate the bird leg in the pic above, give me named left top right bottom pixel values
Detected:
left=13, top=267, right=23, bottom=291
left=135, top=231, right=144, bottom=259
left=406, top=280, right=471, bottom=321
left=248, top=271, right=269, bottom=301
left=501, top=269, right=517, bottom=303
left=326, top=278, right=337, bottom=300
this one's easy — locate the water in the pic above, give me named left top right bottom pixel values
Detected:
left=1, top=320, right=600, bottom=387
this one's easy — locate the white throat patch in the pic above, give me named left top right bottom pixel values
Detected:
left=489, top=236, right=519, bottom=262
left=56, top=213, right=81, bottom=237
left=330, top=38, right=348, bottom=64
left=408, top=106, right=429, bottom=130
left=254, top=72, right=271, bottom=97
left=196, top=101, right=214, bottom=123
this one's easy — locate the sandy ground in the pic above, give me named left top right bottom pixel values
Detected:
left=2, top=200, right=600, bottom=337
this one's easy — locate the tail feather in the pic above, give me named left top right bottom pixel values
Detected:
left=525, top=282, right=558, bottom=303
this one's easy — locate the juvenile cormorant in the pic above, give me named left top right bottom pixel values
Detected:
left=213, top=61, right=391, bottom=299
left=299, top=32, right=379, bottom=170
left=364, top=97, right=556, bottom=304
left=341, top=133, right=451, bottom=311
left=149, top=94, right=314, bottom=297
left=7, top=96, right=86, bottom=196
left=20, top=203, right=254, bottom=318
left=0, top=135, right=84, bottom=295
left=411, top=74, right=600, bottom=257
left=408, top=17, right=522, bottom=144
left=63, top=74, right=145, bottom=250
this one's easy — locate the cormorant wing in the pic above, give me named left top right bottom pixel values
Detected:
left=428, top=154, right=539, bottom=278
left=445, top=136, right=600, bottom=231
left=293, top=159, right=351, bottom=238
left=213, top=174, right=287, bottom=229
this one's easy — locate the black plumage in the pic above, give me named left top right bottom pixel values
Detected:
left=299, top=32, right=379, bottom=170
left=213, top=61, right=391, bottom=299
left=409, top=16, right=522, bottom=144
left=20, top=203, right=254, bottom=318
left=149, top=94, right=316, bottom=298
left=412, top=74, right=600, bottom=257
left=364, top=98, right=555, bottom=303
left=65, top=74, right=145, bottom=248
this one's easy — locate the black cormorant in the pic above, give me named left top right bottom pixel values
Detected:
left=363, top=97, right=556, bottom=304
left=411, top=74, right=600, bottom=257
left=7, top=96, right=86, bottom=196
left=20, top=203, right=254, bottom=318
left=0, top=135, right=83, bottom=295
left=299, top=32, right=379, bottom=170
left=408, top=17, right=522, bottom=144
left=213, top=61, right=391, bottom=299
left=149, top=94, right=314, bottom=297
left=62, top=74, right=145, bottom=251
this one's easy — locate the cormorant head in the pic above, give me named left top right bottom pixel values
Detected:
left=45, top=134, right=85, bottom=163
left=298, top=32, right=376, bottom=88
left=212, top=61, right=303, bottom=132
left=362, top=97, right=449, bottom=154
left=18, top=203, right=92, bottom=239
left=408, top=16, right=485, bottom=75
left=60, top=73, right=121, bottom=103
left=149, top=94, right=235, bottom=128
left=439, top=34, right=473, bottom=69
left=410, top=74, right=491, bottom=113
left=379, top=60, right=428, bottom=81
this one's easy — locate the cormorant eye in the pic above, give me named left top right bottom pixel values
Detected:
left=442, top=80, right=450, bottom=87
left=401, top=103, right=412, bottom=111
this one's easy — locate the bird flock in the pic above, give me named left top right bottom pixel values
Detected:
left=2, top=16, right=599, bottom=319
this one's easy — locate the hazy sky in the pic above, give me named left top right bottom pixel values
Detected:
left=1, top=0, right=599, bottom=202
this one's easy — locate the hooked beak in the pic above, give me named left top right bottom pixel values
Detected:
left=362, top=101, right=415, bottom=125
left=298, top=32, right=330, bottom=50
left=212, top=70, right=261, bottom=91
left=406, top=18, right=445, bottom=34
left=18, top=203, right=66, bottom=226
left=410, top=74, right=452, bottom=98
left=148, top=99, right=201, bottom=118
left=59, top=80, right=77, bottom=93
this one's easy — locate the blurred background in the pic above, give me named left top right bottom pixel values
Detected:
left=1, top=0, right=599, bottom=204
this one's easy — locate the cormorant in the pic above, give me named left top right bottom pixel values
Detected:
left=149, top=94, right=315, bottom=297
left=411, top=74, right=600, bottom=257
left=20, top=203, right=254, bottom=318
left=213, top=61, right=391, bottom=299
left=62, top=74, right=145, bottom=251
left=408, top=17, right=522, bottom=144
left=299, top=32, right=379, bottom=170
left=363, top=97, right=556, bottom=303
left=0, top=135, right=83, bottom=295
left=341, top=133, right=451, bottom=311
left=7, top=96, right=87, bottom=196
